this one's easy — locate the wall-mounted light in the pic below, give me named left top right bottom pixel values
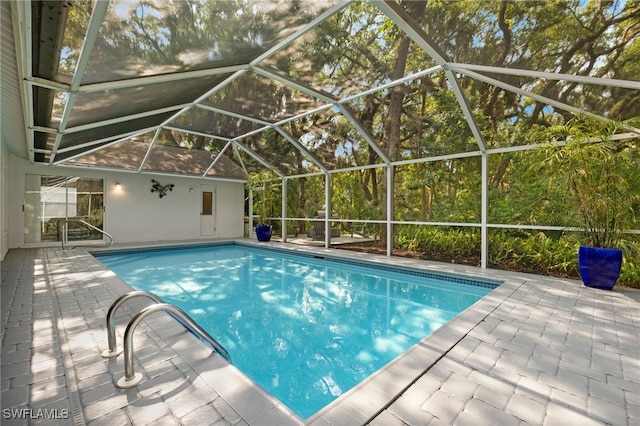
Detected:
left=114, top=183, right=122, bottom=191
left=189, top=187, right=194, bottom=193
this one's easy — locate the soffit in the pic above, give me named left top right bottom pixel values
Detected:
left=1, top=0, right=28, bottom=158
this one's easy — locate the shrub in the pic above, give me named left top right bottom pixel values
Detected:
left=392, top=227, right=639, bottom=288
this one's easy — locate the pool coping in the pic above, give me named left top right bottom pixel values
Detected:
left=88, top=239, right=525, bottom=425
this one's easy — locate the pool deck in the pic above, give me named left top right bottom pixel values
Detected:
left=274, top=234, right=377, bottom=247
left=2, top=239, right=639, bottom=425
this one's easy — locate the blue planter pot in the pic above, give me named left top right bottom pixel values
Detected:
left=256, top=224, right=273, bottom=242
left=578, top=246, right=623, bottom=290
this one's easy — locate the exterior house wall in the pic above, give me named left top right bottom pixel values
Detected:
left=7, top=154, right=245, bottom=249
left=1, top=136, right=9, bottom=260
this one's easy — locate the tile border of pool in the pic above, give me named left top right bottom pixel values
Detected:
left=92, top=241, right=503, bottom=289
left=86, top=239, right=526, bottom=424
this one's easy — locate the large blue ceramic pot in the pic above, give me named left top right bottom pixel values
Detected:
left=256, top=224, right=273, bottom=242
left=578, top=246, right=623, bottom=290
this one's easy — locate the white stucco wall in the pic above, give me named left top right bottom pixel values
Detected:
left=7, top=154, right=245, bottom=248
left=0, top=136, right=9, bottom=260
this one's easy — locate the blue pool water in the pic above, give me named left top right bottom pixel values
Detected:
left=95, top=244, right=498, bottom=418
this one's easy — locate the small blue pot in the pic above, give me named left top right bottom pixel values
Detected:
left=256, top=224, right=273, bottom=242
left=578, top=246, right=623, bottom=290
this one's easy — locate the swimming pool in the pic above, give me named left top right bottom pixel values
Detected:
left=94, top=243, right=500, bottom=419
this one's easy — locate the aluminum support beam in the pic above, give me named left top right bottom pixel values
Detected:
left=325, top=173, right=332, bottom=248
left=248, top=184, right=254, bottom=237
left=387, top=164, right=394, bottom=257
left=202, top=141, right=234, bottom=178
left=233, top=141, right=284, bottom=178
left=481, top=152, right=489, bottom=268
left=49, top=0, right=109, bottom=165
left=81, top=65, right=246, bottom=93
left=253, top=65, right=338, bottom=104
left=458, top=68, right=614, bottom=125
left=275, top=127, right=328, bottom=173
left=444, top=69, right=487, bottom=152
left=449, top=63, right=640, bottom=90
left=282, top=178, right=287, bottom=243
left=339, top=105, right=391, bottom=165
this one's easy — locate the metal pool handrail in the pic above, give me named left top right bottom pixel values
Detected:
left=103, top=290, right=231, bottom=360
left=102, top=290, right=165, bottom=358
left=116, top=303, right=232, bottom=388
left=62, top=219, right=113, bottom=249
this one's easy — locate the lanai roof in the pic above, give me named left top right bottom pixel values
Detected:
left=3, top=0, right=639, bottom=181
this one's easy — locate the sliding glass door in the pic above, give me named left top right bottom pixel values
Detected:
left=24, top=175, right=104, bottom=244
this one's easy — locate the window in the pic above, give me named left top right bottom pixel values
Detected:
left=24, top=175, right=104, bottom=244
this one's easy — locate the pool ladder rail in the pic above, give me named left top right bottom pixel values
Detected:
left=61, top=219, right=114, bottom=249
left=103, top=290, right=231, bottom=389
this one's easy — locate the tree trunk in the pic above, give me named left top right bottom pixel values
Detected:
left=379, top=0, right=426, bottom=246
left=421, top=186, right=427, bottom=222
left=428, top=185, right=434, bottom=221
left=491, top=154, right=511, bottom=189
left=359, top=96, right=381, bottom=206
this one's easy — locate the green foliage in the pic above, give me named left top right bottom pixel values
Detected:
left=488, top=230, right=578, bottom=276
left=538, top=117, right=640, bottom=248
left=487, top=230, right=639, bottom=288
left=332, top=171, right=380, bottom=222
left=394, top=225, right=480, bottom=259
left=299, top=175, right=327, bottom=217
left=392, top=227, right=639, bottom=288
left=249, top=170, right=281, bottom=225
left=395, top=157, right=481, bottom=223
left=618, top=235, right=640, bottom=287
